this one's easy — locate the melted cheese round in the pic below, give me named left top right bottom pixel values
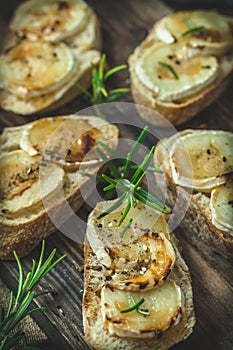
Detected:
left=87, top=200, right=175, bottom=291
left=155, top=11, right=233, bottom=56
left=10, top=0, right=90, bottom=42
left=0, top=40, right=75, bottom=98
left=170, top=130, right=233, bottom=192
left=135, top=43, right=219, bottom=101
left=101, top=279, right=183, bottom=338
left=20, top=116, right=116, bottom=169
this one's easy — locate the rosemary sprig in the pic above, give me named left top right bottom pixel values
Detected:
left=76, top=54, right=129, bottom=119
left=92, top=127, right=169, bottom=233
left=0, top=241, right=66, bottom=350
left=120, top=295, right=150, bottom=316
left=158, top=61, right=179, bottom=80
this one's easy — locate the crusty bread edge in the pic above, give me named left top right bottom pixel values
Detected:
left=82, top=235, right=195, bottom=350
left=130, top=66, right=232, bottom=127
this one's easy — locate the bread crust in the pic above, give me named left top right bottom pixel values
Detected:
left=83, top=235, right=195, bottom=350
left=128, top=14, right=233, bottom=126
left=0, top=116, right=119, bottom=260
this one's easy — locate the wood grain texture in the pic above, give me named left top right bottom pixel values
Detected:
left=0, top=1, right=233, bottom=349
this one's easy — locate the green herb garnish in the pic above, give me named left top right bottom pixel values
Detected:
left=183, top=16, right=196, bottom=30
left=120, top=295, right=150, bottom=316
left=91, top=126, right=169, bottom=232
left=76, top=53, right=129, bottom=119
left=182, top=16, right=211, bottom=40
left=119, top=218, right=133, bottom=238
left=182, top=25, right=205, bottom=37
left=158, top=61, right=179, bottom=80
left=0, top=241, right=66, bottom=350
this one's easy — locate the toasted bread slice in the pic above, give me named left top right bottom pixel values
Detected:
left=129, top=10, right=233, bottom=126
left=0, top=0, right=102, bottom=115
left=154, top=130, right=233, bottom=259
left=0, top=116, right=118, bottom=260
left=83, top=199, right=195, bottom=349
left=83, top=234, right=195, bottom=350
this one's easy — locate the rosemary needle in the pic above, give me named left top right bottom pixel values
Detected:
left=120, top=296, right=150, bottom=316
left=182, top=25, right=205, bottom=37
left=120, top=296, right=145, bottom=313
left=183, top=16, right=195, bottom=29
left=158, top=61, right=179, bottom=80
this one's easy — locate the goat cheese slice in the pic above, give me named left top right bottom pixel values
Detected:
left=170, top=130, right=233, bottom=192
left=87, top=200, right=175, bottom=291
left=10, top=0, right=90, bottom=42
left=101, top=279, right=183, bottom=338
left=19, top=116, right=117, bottom=169
left=0, top=40, right=75, bottom=99
left=135, top=43, right=219, bottom=102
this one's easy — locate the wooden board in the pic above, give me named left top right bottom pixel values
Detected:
left=0, top=1, right=233, bottom=350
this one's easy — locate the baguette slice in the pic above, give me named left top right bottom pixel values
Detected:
left=129, top=10, right=233, bottom=126
left=83, top=234, right=195, bottom=350
left=0, top=0, right=102, bottom=115
left=0, top=115, right=118, bottom=260
left=83, top=200, right=195, bottom=349
left=154, top=130, right=233, bottom=259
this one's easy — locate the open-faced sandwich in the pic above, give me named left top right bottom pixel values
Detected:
left=0, top=0, right=102, bottom=115
left=154, top=129, right=233, bottom=257
left=129, top=10, right=233, bottom=125
left=83, top=128, right=195, bottom=350
left=0, top=115, right=118, bottom=259
left=83, top=202, right=195, bottom=349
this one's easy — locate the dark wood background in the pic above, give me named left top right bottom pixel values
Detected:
left=0, top=1, right=233, bottom=349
